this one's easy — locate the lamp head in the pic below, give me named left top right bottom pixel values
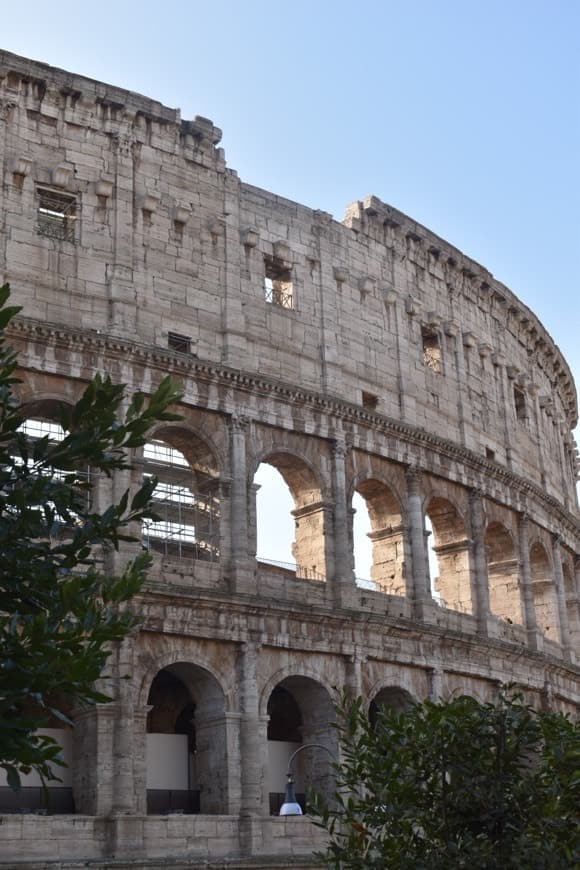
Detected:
left=279, top=775, right=303, bottom=816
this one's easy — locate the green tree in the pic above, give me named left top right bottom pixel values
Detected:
left=0, top=283, right=181, bottom=789
left=310, top=690, right=580, bottom=869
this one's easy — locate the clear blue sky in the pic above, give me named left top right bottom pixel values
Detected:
left=2, top=1, right=578, bottom=570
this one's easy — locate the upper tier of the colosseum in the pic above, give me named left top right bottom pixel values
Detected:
left=0, top=49, right=577, bottom=510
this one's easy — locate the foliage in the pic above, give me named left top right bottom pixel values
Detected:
left=0, top=283, right=181, bottom=789
left=310, top=689, right=580, bottom=870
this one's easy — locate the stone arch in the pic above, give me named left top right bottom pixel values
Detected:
left=425, top=495, right=473, bottom=614
left=368, top=685, right=415, bottom=727
left=251, top=447, right=327, bottom=504
left=149, top=417, right=226, bottom=475
left=259, top=664, right=337, bottom=717
left=253, top=448, right=328, bottom=580
left=15, top=397, right=95, bottom=535
left=485, top=521, right=522, bottom=625
left=365, top=664, right=424, bottom=706
left=142, top=425, right=221, bottom=563
left=137, top=646, right=235, bottom=712
left=350, top=474, right=406, bottom=595
left=529, top=541, right=560, bottom=644
left=264, top=673, right=337, bottom=814
left=145, top=661, right=229, bottom=815
left=15, top=375, right=85, bottom=409
left=19, top=394, right=74, bottom=418
left=562, top=557, right=580, bottom=650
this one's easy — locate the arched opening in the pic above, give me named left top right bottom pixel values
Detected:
left=530, top=543, right=560, bottom=644
left=426, top=497, right=472, bottom=613
left=146, top=663, right=227, bottom=815
left=254, top=453, right=326, bottom=581
left=142, top=431, right=220, bottom=563
left=369, top=686, right=415, bottom=728
left=425, top=515, right=441, bottom=603
left=562, top=562, right=579, bottom=648
left=266, top=676, right=336, bottom=814
left=254, top=463, right=295, bottom=566
left=352, top=491, right=372, bottom=587
left=0, top=702, right=75, bottom=814
left=353, top=479, right=405, bottom=595
left=486, top=522, right=522, bottom=624
left=16, top=412, right=94, bottom=539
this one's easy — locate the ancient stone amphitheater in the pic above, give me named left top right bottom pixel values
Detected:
left=0, top=50, right=578, bottom=869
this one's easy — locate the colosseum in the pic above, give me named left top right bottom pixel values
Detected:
left=0, top=49, right=578, bottom=869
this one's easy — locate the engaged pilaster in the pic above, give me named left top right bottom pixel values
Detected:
left=228, top=414, right=255, bottom=593
left=330, top=439, right=355, bottom=606
left=517, top=513, right=543, bottom=652
left=405, top=466, right=431, bottom=616
left=552, top=535, right=571, bottom=659
left=469, top=489, right=492, bottom=635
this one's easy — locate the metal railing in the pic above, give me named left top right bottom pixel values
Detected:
left=258, top=557, right=325, bottom=582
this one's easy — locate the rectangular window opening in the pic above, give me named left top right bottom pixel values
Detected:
left=422, top=326, right=441, bottom=373
left=168, top=332, right=192, bottom=354
left=362, top=391, right=379, bottom=410
left=514, top=385, right=527, bottom=422
left=37, top=188, right=77, bottom=242
left=485, top=447, right=496, bottom=461
left=264, top=257, right=293, bottom=309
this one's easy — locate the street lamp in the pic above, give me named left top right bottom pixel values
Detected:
left=279, top=743, right=336, bottom=816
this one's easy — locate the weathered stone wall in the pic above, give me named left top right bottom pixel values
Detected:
left=0, top=51, right=579, bottom=869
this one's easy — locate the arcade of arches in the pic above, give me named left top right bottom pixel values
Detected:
left=9, top=411, right=580, bottom=650
left=1, top=407, right=578, bottom=818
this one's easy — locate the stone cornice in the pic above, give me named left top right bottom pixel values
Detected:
left=343, top=195, right=577, bottom=427
left=136, top=584, right=580, bottom=694
left=1, top=50, right=575, bottom=426
left=9, top=315, right=580, bottom=543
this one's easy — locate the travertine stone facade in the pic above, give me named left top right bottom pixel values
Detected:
left=0, top=51, right=579, bottom=869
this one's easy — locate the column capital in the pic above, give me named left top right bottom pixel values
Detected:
left=229, top=412, right=250, bottom=433
left=405, top=464, right=423, bottom=488
left=0, top=99, right=17, bottom=122
left=111, top=132, right=139, bottom=158
left=330, top=438, right=349, bottom=459
left=241, top=640, right=262, bottom=657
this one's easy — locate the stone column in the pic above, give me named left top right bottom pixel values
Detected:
left=222, top=170, right=248, bottom=367
left=469, top=489, right=491, bottom=635
left=345, top=650, right=366, bottom=699
left=529, top=386, right=547, bottom=489
left=238, top=642, right=264, bottom=815
left=572, top=557, right=580, bottom=661
left=552, top=535, right=571, bottom=658
left=132, top=707, right=150, bottom=816
left=0, top=99, right=15, bottom=277
left=107, top=459, right=141, bottom=577
left=248, top=482, right=260, bottom=561
left=72, top=704, right=115, bottom=815
left=390, top=292, right=417, bottom=425
left=330, top=440, right=355, bottom=605
left=238, top=642, right=267, bottom=856
left=430, top=666, right=444, bottom=701
left=111, top=636, right=137, bottom=814
left=517, top=513, right=542, bottom=652
left=228, top=414, right=255, bottom=593
left=497, top=363, right=514, bottom=471
left=444, top=321, right=467, bottom=447
left=405, top=467, right=431, bottom=614
left=107, top=133, right=138, bottom=337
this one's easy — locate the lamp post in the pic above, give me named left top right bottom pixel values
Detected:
left=279, top=743, right=336, bottom=816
